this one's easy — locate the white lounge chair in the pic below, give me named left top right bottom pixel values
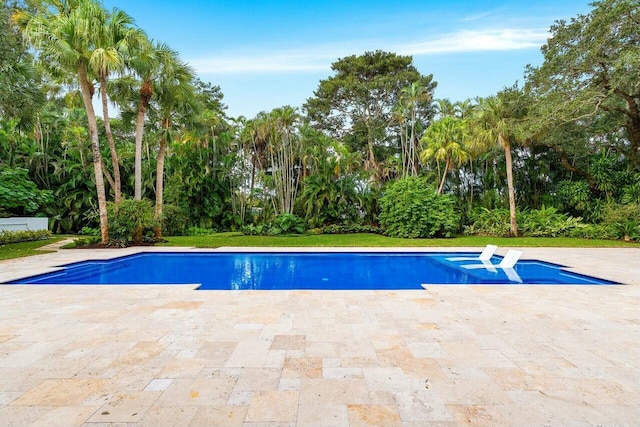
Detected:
left=461, top=249, right=522, bottom=270
left=446, top=244, right=498, bottom=262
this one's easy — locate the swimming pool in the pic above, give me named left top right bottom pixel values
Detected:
left=6, top=252, right=617, bottom=289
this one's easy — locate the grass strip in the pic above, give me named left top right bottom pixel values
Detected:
left=162, top=233, right=638, bottom=248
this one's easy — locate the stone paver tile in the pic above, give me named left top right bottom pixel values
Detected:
left=197, top=367, right=242, bottom=382
left=282, top=357, right=322, bottom=379
left=0, top=341, right=59, bottom=368
left=270, top=335, right=305, bottom=350
left=299, top=379, right=370, bottom=405
left=158, top=358, right=207, bottom=379
left=137, top=405, right=198, bottom=427
left=593, top=404, right=640, bottom=427
left=0, top=405, right=52, bottom=426
left=25, top=406, right=97, bottom=427
left=369, top=390, right=395, bottom=405
left=406, top=342, right=450, bottom=359
left=155, top=378, right=236, bottom=407
left=504, top=390, right=620, bottom=426
left=278, top=378, right=301, bottom=391
left=225, top=341, right=270, bottom=368
left=245, top=390, right=298, bottom=422
left=431, top=377, right=512, bottom=405
left=323, top=367, right=363, bottom=379
left=144, top=378, right=174, bottom=391
left=481, top=367, right=537, bottom=391
left=11, top=378, right=110, bottom=406
left=297, top=403, right=348, bottom=426
left=227, top=390, right=253, bottom=406
left=188, top=405, right=248, bottom=427
left=264, top=349, right=287, bottom=368
left=446, top=404, right=509, bottom=427
left=347, top=404, right=402, bottom=427
left=194, top=341, right=237, bottom=364
left=161, top=301, right=203, bottom=309
left=394, top=390, right=453, bottom=422
left=87, top=391, right=161, bottom=423
left=362, top=367, right=424, bottom=392
left=234, top=368, right=281, bottom=391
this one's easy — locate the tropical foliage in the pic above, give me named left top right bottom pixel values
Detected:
left=0, top=0, right=638, bottom=245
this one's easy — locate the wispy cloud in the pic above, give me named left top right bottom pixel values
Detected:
left=398, top=28, right=549, bottom=55
left=458, top=11, right=496, bottom=22
left=189, top=28, right=548, bottom=75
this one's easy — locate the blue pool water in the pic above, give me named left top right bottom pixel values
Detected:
left=6, top=252, right=617, bottom=289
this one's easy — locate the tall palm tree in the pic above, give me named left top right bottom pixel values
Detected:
left=89, top=7, right=145, bottom=206
left=420, top=116, right=469, bottom=194
left=127, top=41, right=176, bottom=201
left=15, top=0, right=111, bottom=243
left=468, top=95, right=520, bottom=236
left=149, top=53, right=196, bottom=238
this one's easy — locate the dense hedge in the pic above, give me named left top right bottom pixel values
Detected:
left=0, top=229, right=51, bottom=244
left=378, top=177, right=459, bottom=238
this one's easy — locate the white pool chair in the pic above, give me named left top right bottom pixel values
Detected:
left=446, top=244, right=498, bottom=262
left=461, top=249, right=523, bottom=270
left=503, top=267, right=523, bottom=283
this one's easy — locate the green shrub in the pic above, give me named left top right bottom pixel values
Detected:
left=107, top=199, right=155, bottom=245
left=378, top=177, right=458, bottom=238
left=464, top=208, right=511, bottom=237
left=0, top=229, right=51, bottom=244
left=79, top=226, right=99, bottom=236
left=269, top=213, right=305, bottom=235
left=0, top=168, right=52, bottom=216
left=242, top=224, right=266, bottom=236
left=519, top=205, right=583, bottom=237
left=320, top=224, right=383, bottom=234
left=566, top=224, right=616, bottom=240
left=600, top=203, right=640, bottom=241
left=161, top=204, right=189, bottom=236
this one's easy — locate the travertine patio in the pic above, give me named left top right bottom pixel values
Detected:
left=0, top=245, right=638, bottom=426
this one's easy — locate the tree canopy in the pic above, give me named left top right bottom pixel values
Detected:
left=526, top=0, right=640, bottom=170
left=304, top=50, right=436, bottom=173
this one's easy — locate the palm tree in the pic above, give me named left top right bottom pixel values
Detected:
left=468, top=95, right=521, bottom=236
left=15, top=0, right=111, bottom=243
left=420, top=116, right=469, bottom=194
left=127, top=41, right=175, bottom=201
left=149, top=52, right=196, bottom=238
left=89, top=7, right=145, bottom=206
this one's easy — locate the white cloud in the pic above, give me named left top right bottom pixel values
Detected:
left=189, top=28, right=548, bottom=75
left=398, top=28, right=549, bottom=55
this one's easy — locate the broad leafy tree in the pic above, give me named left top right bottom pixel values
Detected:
left=0, top=1, right=43, bottom=128
left=305, top=50, right=436, bottom=174
left=526, top=0, right=640, bottom=170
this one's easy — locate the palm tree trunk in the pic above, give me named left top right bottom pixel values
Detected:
left=154, top=136, right=166, bottom=238
left=100, top=75, right=121, bottom=206
left=134, top=82, right=152, bottom=200
left=154, top=119, right=169, bottom=238
left=133, top=99, right=146, bottom=200
left=437, top=160, right=449, bottom=195
left=78, top=63, right=109, bottom=244
left=500, top=134, right=518, bottom=237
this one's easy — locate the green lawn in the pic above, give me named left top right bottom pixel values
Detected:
left=1, top=234, right=635, bottom=262
left=0, top=237, right=65, bottom=261
left=162, top=233, right=638, bottom=248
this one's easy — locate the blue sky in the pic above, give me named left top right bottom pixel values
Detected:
left=103, top=0, right=591, bottom=118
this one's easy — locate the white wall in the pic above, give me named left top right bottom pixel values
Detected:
left=0, top=217, right=49, bottom=232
